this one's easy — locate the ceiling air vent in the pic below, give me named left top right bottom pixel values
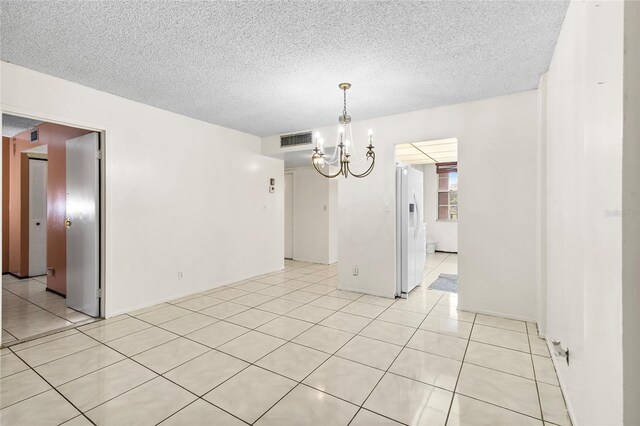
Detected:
left=30, top=130, right=38, bottom=142
left=280, top=132, right=312, bottom=148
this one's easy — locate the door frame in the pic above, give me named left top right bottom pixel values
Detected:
left=284, top=170, right=294, bottom=260
left=1, top=108, right=108, bottom=321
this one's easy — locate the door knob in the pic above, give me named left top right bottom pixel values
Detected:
left=65, top=218, right=72, bottom=228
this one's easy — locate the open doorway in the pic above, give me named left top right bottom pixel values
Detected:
left=278, top=149, right=338, bottom=265
left=395, top=138, right=458, bottom=298
left=2, top=114, right=103, bottom=344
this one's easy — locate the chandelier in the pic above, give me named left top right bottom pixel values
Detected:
left=311, top=83, right=375, bottom=179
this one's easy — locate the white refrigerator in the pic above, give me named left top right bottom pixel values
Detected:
left=396, top=165, right=426, bottom=298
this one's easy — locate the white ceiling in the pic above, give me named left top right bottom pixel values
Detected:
left=0, top=1, right=568, bottom=137
left=396, top=138, right=457, bottom=165
left=2, top=114, right=43, bottom=137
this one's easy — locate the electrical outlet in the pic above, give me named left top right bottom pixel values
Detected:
left=352, top=266, right=359, bottom=276
left=178, top=271, right=184, bottom=280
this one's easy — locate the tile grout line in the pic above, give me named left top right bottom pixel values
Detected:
left=528, top=328, right=547, bottom=423
left=446, top=314, right=553, bottom=422
left=217, top=268, right=408, bottom=424
left=8, top=349, right=98, bottom=425
left=249, top=287, right=410, bottom=426
left=154, top=270, right=366, bottom=425
left=2, top=328, right=18, bottom=341
left=9, top=341, right=104, bottom=373
left=5, top=263, right=445, bottom=425
left=422, top=252, right=452, bottom=279
left=2, top=279, right=91, bottom=327
left=5, top=258, right=564, bottom=425
left=6, top=315, right=246, bottom=423
left=97, top=280, right=372, bottom=424
left=443, top=312, right=476, bottom=425
left=2, top=262, right=336, bottom=421
left=4, top=327, right=83, bottom=351
left=15, top=274, right=388, bottom=354
left=352, top=290, right=449, bottom=425
left=165, top=286, right=368, bottom=424
left=76, top=328, right=252, bottom=426
left=4, top=311, right=538, bottom=402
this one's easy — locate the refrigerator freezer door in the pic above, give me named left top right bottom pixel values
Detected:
left=396, top=165, right=425, bottom=297
left=406, top=166, right=424, bottom=292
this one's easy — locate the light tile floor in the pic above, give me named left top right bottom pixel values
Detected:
left=2, top=275, right=94, bottom=342
left=0, top=254, right=572, bottom=425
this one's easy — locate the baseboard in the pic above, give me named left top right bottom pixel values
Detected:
left=336, top=285, right=395, bottom=299
left=546, top=339, right=578, bottom=426
left=291, top=257, right=332, bottom=265
left=3, top=272, right=28, bottom=280
left=456, top=304, right=538, bottom=323
left=107, top=266, right=284, bottom=318
left=45, top=287, right=66, bottom=298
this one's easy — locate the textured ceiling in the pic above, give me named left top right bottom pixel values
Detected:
left=2, top=114, right=43, bottom=137
left=0, top=1, right=568, bottom=137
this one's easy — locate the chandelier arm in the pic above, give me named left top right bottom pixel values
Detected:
left=347, top=152, right=376, bottom=178
left=312, top=155, right=343, bottom=178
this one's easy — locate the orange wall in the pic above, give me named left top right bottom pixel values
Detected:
left=7, top=132, right=37, bottom=276
left=7, top=123, right=91, bottom=294
left=2, top=137, right=10, bottom=273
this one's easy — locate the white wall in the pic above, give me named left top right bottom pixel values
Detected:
left=542, top=1, right=624, bottom=424
left=1, top=62, right=284, bottom=321
left=422, top=163, right=458, bottom=253
left=264, top=91, right=539, bottom=316
left=328, top=176, right=338, bottom=262
left=623, top=2, right=640, bottom=424
left=288, top=167, right=337, bottom=264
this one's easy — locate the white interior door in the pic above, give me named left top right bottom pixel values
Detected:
left=28, top=159, right=48, bottom=276
left=66, top=132, right=100, bottom=317
left=284, top=172, right=294, bottom=259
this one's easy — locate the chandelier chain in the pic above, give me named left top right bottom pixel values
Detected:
left=343, top=88, right=347, bottom=117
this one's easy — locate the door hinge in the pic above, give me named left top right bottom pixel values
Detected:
left=96, top=288, right=103, bottom=298
left=96, top=150, right=103, bottom=160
